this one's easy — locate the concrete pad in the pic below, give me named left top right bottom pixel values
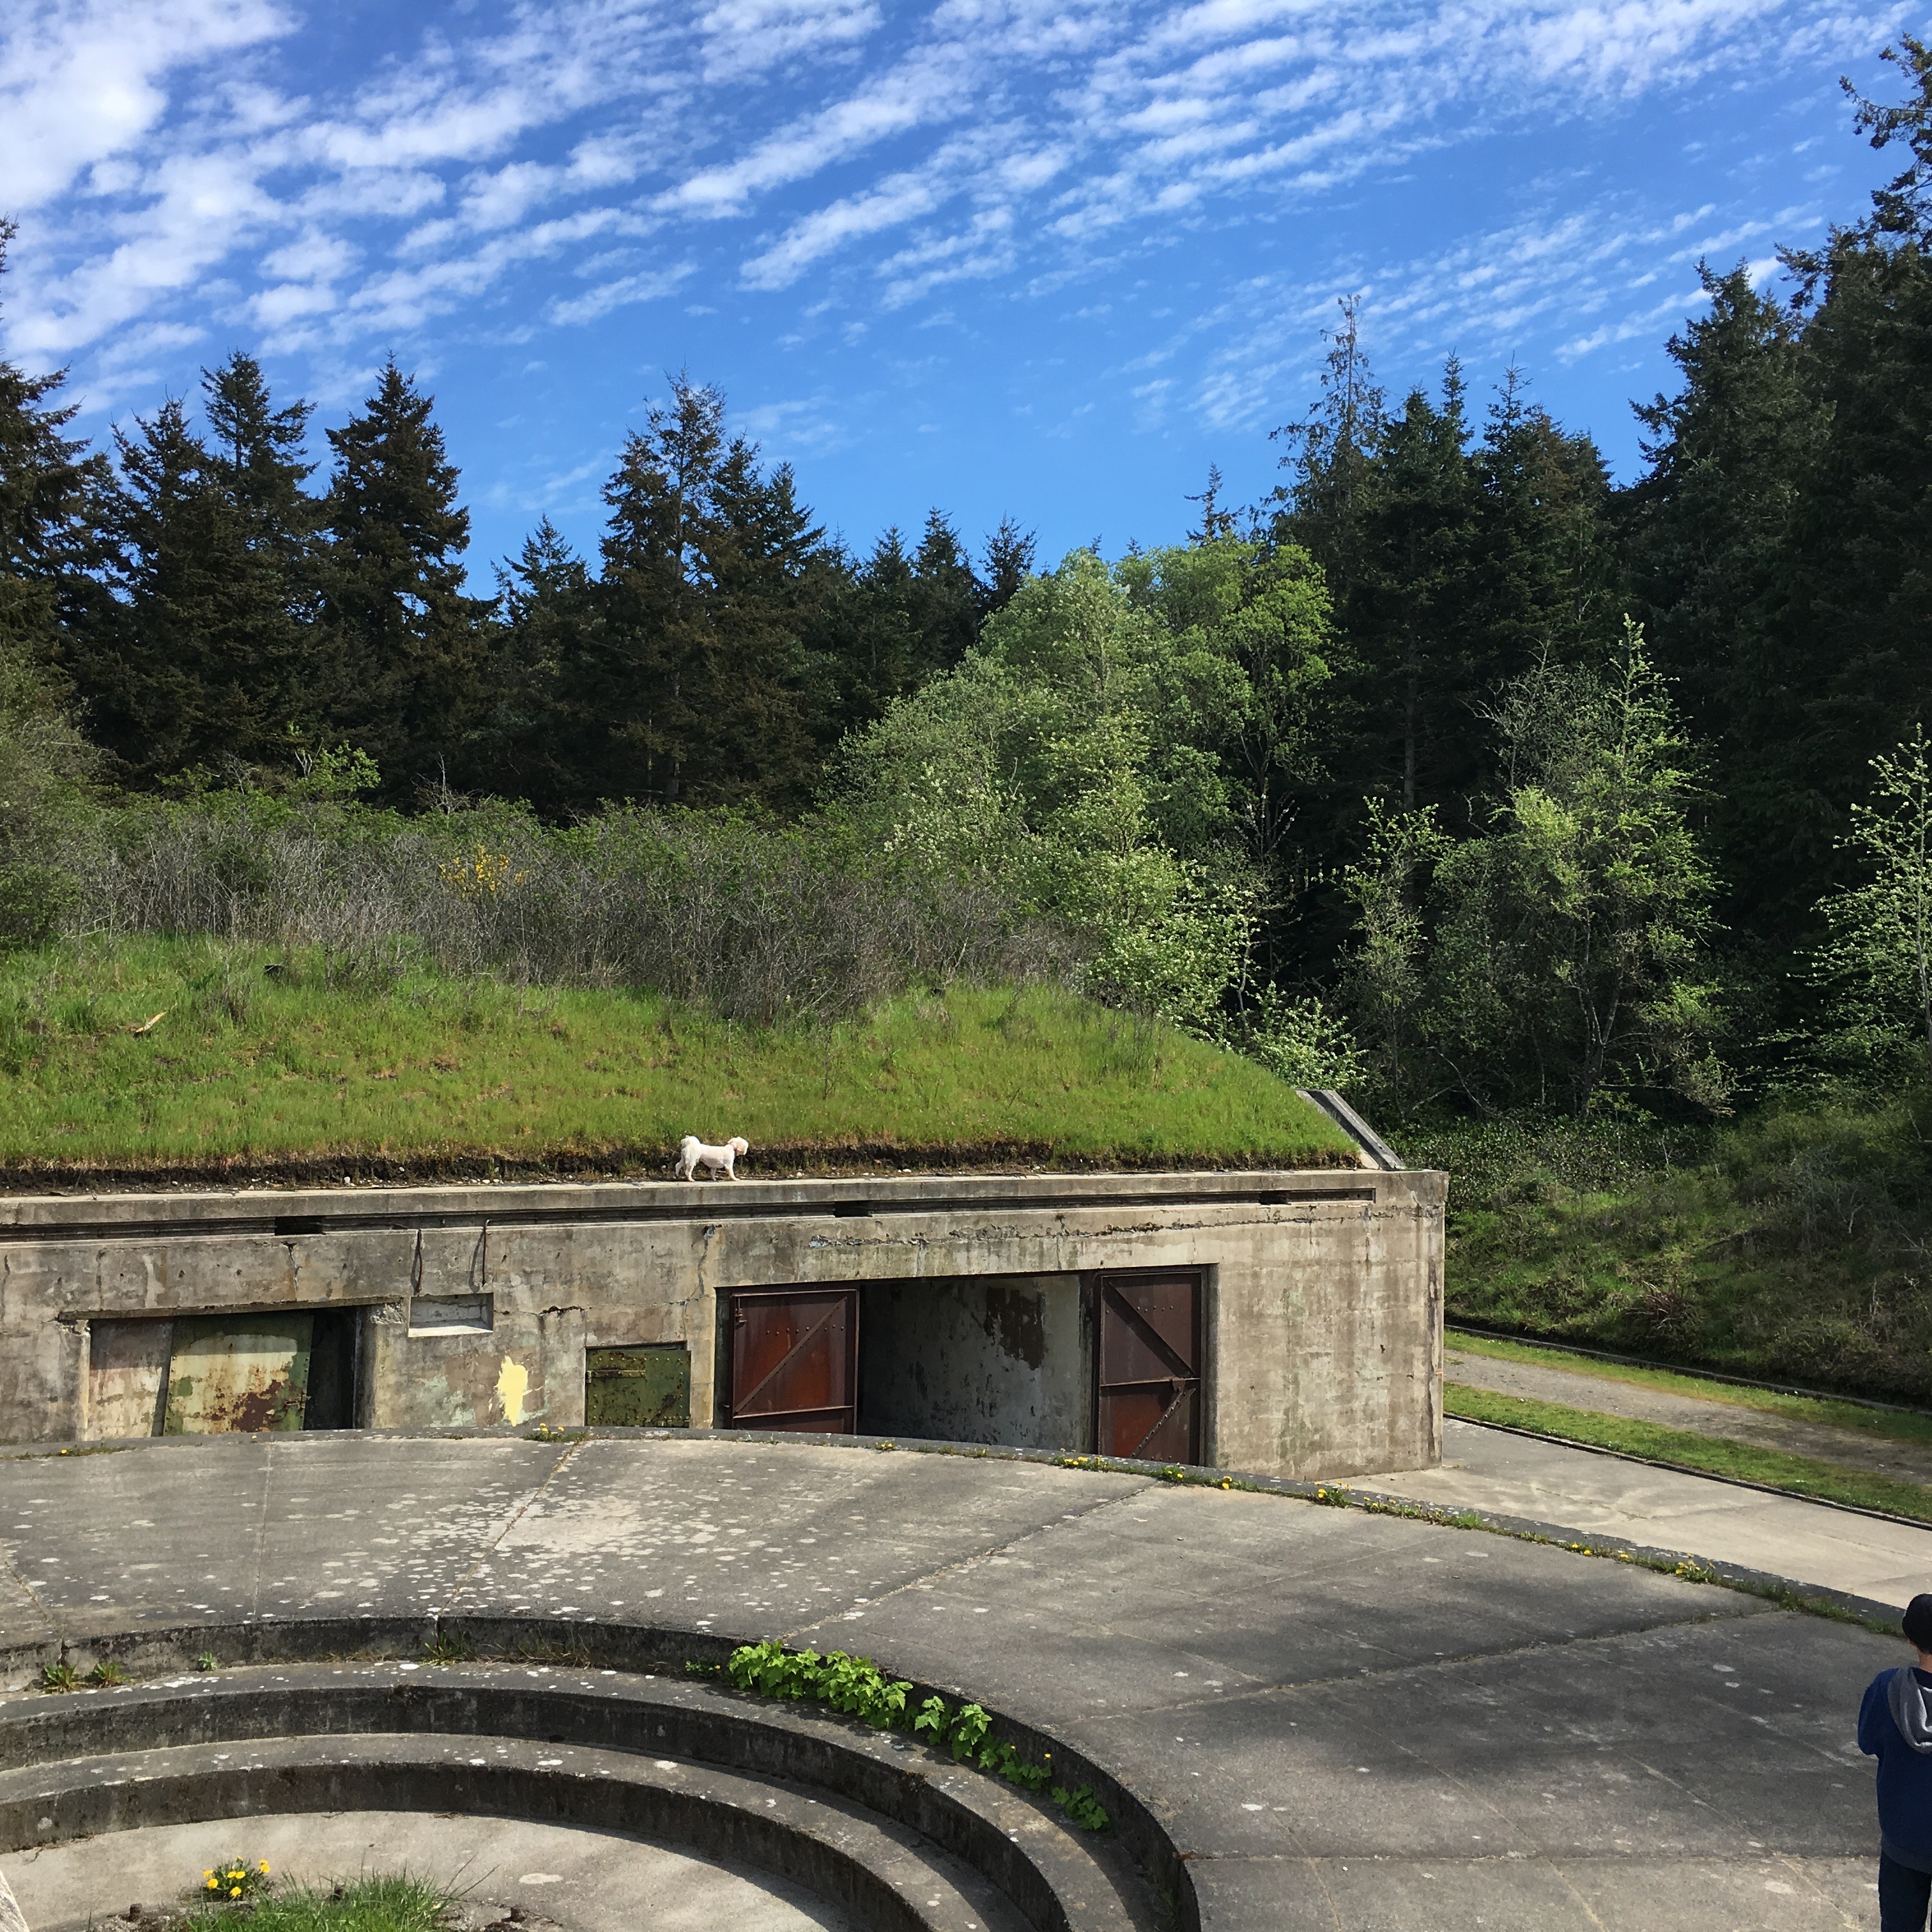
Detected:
left=0, top=1436, right=574, bottom=1636
left=1190, top=1853, right=1882, bottom=1931
left=0, top=1811, right=853, bottom=1932
left=465, top=1436, right=1152, bottom=1635
left=1369, top=1418, right=1932, bottom=1608
left=0, top=1434, right=1916, bottom=1930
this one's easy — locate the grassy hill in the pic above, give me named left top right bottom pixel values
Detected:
left=1413, top=1099, right=1932, bottom=1402
left=0, top=937, right=1357, bottom=1184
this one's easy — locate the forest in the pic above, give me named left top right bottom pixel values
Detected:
left=4, top=41, right=1932, bottom=1392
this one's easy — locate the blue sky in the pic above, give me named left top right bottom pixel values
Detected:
left=0, top=0, right=1915, bottom=579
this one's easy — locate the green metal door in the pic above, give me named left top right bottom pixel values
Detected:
left=164, top=1314, right=314, bottom=1434
left=585, top=1344, right=691, bottom=1427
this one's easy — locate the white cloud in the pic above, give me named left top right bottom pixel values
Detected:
left=0, top=0, right=1897, bottom=452
left=0, top=0, right=290, bottom=210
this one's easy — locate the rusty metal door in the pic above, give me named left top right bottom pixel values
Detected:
left=586, top=1344, right=692, bottom=1427
left=1094, top=1271, right=1202, bottom=1463
left=726, top=1289, right=859, bottom=1433
left=163, top=1314, right=314, bottom=1434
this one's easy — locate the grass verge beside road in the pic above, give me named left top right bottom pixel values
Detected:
left=1447, top=1330, right=1932, bottom=1448
left=1445, top=1383, right=1932, bottom=1524
left=0, top=937, right=1354, bottom=1178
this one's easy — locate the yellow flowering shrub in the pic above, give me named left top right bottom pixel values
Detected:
left=438, top=846, right=526, bottom=901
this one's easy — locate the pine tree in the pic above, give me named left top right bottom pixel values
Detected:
left=1625, top=263, right=1825, bottom=938
left=0, top=220, right=109, bottom=694
left=320, top=360, right=491, bottom=793
left=487, top=518, right=598, bottom=815
left=979, top=517, right=1037, bottom=618
left=587, top=376, right=832, bottom=808
left=910, top=509, right=981, bottom=675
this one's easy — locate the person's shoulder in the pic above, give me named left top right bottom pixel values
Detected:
left=1865, top=1667, right=1901, bottom=1706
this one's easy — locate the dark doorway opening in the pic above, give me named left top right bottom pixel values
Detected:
left=304, top=1309, right=362, bottom=1429
left=724, top=1287, right=859, bottom=1433
left=1094, top=1271, right=1202, bottom=1463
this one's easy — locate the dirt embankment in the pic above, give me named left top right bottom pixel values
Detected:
left=0, top=1138, right=1366, bottom=1194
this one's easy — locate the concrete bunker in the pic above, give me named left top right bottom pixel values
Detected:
left=0, top=1137, right=1445, bottom=1478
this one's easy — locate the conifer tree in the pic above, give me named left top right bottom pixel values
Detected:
left=488, top=517, right=597, bottom=815
left=910, top=509, right=981, bottom=675
left=0, top=220, right=109, bottom=690
left=587, top=376, right=831, bottom=808
left=320, top=360, right=491, bottom=792
left=979, top=517, right=1038, bottom=618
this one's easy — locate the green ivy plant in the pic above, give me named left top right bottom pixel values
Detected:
left=726, top=1641, right=1110, bottom=1832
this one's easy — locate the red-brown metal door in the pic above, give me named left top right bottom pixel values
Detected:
left=726, top=1287, right=859, bottom=1433
left=1095, top=1271, right=1201, bottom=1462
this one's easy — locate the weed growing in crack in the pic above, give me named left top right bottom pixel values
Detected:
left=725, top=1640, right=1110, bottom=1832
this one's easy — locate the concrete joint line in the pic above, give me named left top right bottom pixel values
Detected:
left=778, top=1480, right=1162, bottom=1647
left=0, top=1547, right=54, bottom=1638
left=439, top=1436, right=588, bottom=1613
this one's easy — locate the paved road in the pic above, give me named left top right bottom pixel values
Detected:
left=1374, top=1416, right=1932, bottom=1611
left=0, top=1432, right=1914, bottom=1929
left=1445, top=1346, right=1932, bottom=1485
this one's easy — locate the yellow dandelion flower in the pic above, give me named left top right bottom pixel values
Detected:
left=204, top=1871, right=214, bottom=1881
left=259, top=1862, right=270, bottom=1874
left=231, top=1887, right=243, bottom=1899
left=206, top=1880, right=218, bottom=1892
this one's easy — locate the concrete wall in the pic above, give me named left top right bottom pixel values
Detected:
left=0, top=1169, right=1445, bottom=1478
left=857, top=1273, right=1091, bottom=1452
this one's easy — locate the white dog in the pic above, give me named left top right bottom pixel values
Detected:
left=677, top=1134, right=749, bottom=1181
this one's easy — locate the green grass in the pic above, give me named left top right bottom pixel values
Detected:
left=1411, top=1097, right=1932, bottom=1402
left=1444, top=1383, right=1932, bottom=1523
left=1445, top=1329, right=1932, bottom=1448
left=175, top=1873, right=448, bottom=1932
left=0, top=937, right=1354, bottom=1175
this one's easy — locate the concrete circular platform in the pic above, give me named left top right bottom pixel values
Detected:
left=4, top=1812, right=855, bottom=1932
left=0, top=1432, right=1911, bottom=1929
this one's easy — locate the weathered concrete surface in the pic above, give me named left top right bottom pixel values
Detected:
left=0, top=1432, right=1909, bottom=1929
left=0, top=1171, right=1445, bottom=1478
left=1369, top=1416, right=1932, bottom=1609
left=1445, top=1345, right=1932, bottom=1483
left=858, top=1275, right=1091, bottom=1451
left=2, top=1811, right=854, bottom=1932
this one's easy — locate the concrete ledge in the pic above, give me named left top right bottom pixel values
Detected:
left=0, top=1659, right=1165, bottom=1932
left=0, top=1169, right=1416, bottom=1241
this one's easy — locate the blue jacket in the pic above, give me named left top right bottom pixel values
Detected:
left=1860, top=1667, right=1932, bottom=1867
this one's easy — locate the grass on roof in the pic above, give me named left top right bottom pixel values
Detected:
left=0, top=936, right=1356, bottom=1177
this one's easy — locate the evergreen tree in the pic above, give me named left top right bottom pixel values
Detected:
left=320, top=360, right=492, bottom=793
left=1353, top=365, right=1478, bottom=818
left=910, top=509, right=981, bottom=675
left=487, top=517, right=598, bottom=815
left=1268, top=295, right=1385, bottom=609
left=585, top=376, right=834, bottom=808
left=1624, top=263, right=1825, bottom=939
left=979, top=516, right=1037, bottom=618
left=89, top=399, right=222, bottom=776
left=0, top=220, right=109, bottom=691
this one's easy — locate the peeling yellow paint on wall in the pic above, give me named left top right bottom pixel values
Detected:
left=496, top=1356, right=529, bottom=1426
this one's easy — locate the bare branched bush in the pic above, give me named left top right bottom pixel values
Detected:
left=84, top=800, right=1081, bottom=1024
